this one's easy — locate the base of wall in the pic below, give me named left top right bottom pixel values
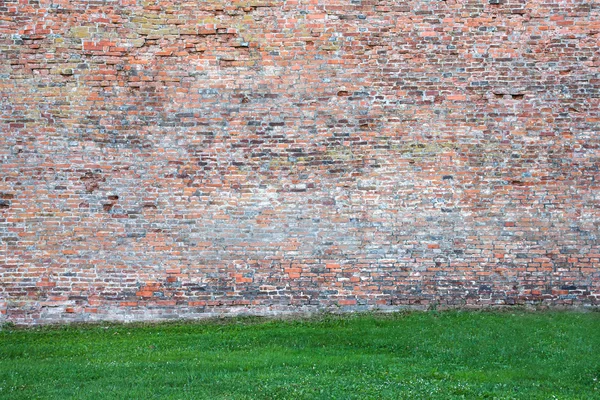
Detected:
left=3, top=299, right=598, bottom=326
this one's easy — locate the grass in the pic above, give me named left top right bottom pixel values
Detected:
left=1, top=311, right=599, bottom=399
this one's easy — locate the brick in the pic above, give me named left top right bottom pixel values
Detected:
left=36, top=282, right=56, bottom=288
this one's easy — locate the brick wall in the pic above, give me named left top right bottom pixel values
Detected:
left=1, top=0, right=599, bottom=324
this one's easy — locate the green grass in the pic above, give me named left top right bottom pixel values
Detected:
left=1, top=311, right=599, bottom=399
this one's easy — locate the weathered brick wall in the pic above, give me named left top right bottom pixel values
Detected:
left=1, top=0, right=599, bottom=324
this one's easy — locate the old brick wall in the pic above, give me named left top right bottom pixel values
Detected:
left=1, top=0, right=599, bottom=324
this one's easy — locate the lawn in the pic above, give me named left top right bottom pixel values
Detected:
left=1, top=311, right=599, bottom=399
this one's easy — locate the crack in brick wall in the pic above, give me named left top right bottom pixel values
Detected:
left=0, top=0, right=599, bottom=324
